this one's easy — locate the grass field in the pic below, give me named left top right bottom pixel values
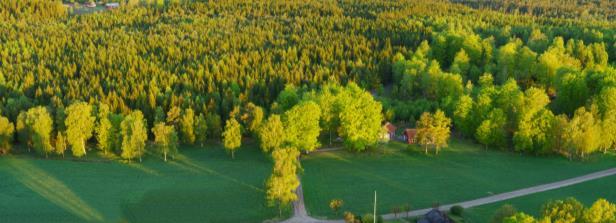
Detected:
left=301, top=139, right=616, bottom=219
left=464, top=175, right=616, bottom=222
left=0, top=144, right=280, bottom=223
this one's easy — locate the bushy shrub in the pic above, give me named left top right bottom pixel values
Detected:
left=361, top=214, right=374, bottom=223
left=450, top=205, right=464, bottom=216
left=491, top=204, right=517, bottom=223
left=344, top=212, right=356, bottom=223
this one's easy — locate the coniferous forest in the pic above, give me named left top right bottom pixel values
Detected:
left=0, top=0, right=615, bottom=222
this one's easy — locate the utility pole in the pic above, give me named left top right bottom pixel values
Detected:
left=373, top=190, right=377, bottom=223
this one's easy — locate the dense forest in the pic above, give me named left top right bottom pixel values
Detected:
left=0, top=0, right=615, bottom=159
left=450, top=0, right=616, bottom=20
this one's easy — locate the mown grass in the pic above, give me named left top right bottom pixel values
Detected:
left=301, top=139, right=616, bottom=219
left=464, top=175, right=616, bottom=223
left=0, top=143, right=280, bottom=223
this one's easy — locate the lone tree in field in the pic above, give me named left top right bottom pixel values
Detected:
left=55, top=132, right=67, bottom=157
left=223, top=117, right=241, bottom=159
left=152, top=122, right=179, bottom=162
left=283, top=101, right=321, bottom=153
left=121, top=111, right=148, bottom=162
left=179, top=108, right=196, bottom=145
left=65, top=102, right=95, bottom=158
left=266, top=146, right=300, bottom=216
left=26, top=106, right=54, bottom=157
left=0, top=115, right=15, bottom=154
left=416, top=110, right=451, bottom=155
left=258, top=114, right=285, bottom=153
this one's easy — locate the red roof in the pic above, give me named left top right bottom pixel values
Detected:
left=384, top=122, right=396, bottom=133
left=404, top=129, right=417, bottom=144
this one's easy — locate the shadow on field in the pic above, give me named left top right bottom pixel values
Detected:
left=6, top=158, right=105, bottom=222
left=119, top=186, right=273, bottom=223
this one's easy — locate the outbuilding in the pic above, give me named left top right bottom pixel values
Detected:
left=403, top=128, right=417, bottom=144
left=382, top=122, right=397, bottom=140
left=106, top=3, right=120, bottom=9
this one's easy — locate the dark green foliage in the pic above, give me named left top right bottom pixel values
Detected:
left=450, top=205, right=464, bottom=216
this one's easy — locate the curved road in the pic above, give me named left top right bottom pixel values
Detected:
left=282, top=167, right=616, bottom=223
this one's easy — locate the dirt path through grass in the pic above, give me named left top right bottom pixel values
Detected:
left=283, top=167, right=616, bottom=223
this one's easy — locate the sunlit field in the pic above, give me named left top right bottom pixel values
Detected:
left=0, top=144, right=279, bottom=223
left=465, top=175, right=616, bottom=222
left=301, top=140, right=616, bottom=219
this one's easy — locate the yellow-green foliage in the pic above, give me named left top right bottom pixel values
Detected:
left=121, top=111, right=148, bottom=162
left=258, top=115, right=285, bottom=153
left=65, top=102, right=95, bottom=158
left=152, top=122, right=179, bottom=162
left=0, top=115, right=15, bottom=154
left=266, top=146, right=300, bottom=215
left=283, top=101, right=321, bottom=153
left=222, top=118, right=242, bottom=159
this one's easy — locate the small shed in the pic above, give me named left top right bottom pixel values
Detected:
left=404, top=128, right=417, bottom=144
left=417, top=208, right=451, bottom=223
left=383, top=122, right=397, bottom=140
left=106, top=2, right=120, bottom=9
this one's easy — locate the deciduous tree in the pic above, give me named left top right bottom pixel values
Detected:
left=283, top=101, right=321, bottom=153
left=223, top=117, right=241, bottom=159
left=565, top=107, right=601, bottom=159
left=194, top=113, right=208, bottom=147
left=65, top=102, right=95, bottom=158
left=416, top=110, right=452, bottom=155
left=121, top=111, right=148, bottom=162
left=152, top=123, right=179, bottom=162
left=266, top=146, right=300, bottom=216
left=338, top=83, right=383, bottom=151
left=26, top=106, right=54, bottom=157
left=0, top=116, right=14, bottom=154
left=55, top=132, right=66, bottom=157
left=179, top=108, right=195, bottom=145
left=258, top=114, right=285, bottom=153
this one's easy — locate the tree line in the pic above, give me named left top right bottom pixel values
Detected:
left=493, top=197, right=616, bottom=223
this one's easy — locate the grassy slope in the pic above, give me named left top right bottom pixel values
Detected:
left=464, top=175, right=616, bottom=222
left=0, top=144, right=279, bottom=223
left=301, top=139, right=616, bottom=219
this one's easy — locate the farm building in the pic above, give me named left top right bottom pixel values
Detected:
left=403, top=128, right=417, bottom=144
left=382, top=122, right=397, bottom=140
left=417, top=208, right=452, bottom=223
left=106, top=3, right=120, bottom=9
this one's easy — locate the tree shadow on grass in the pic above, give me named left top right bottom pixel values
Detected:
left=120, top=187, right=276, bottom=223
left=6, top=157, right=105, bottom=222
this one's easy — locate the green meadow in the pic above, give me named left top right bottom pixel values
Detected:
left=464, top=175, right=616, bottom=222
left=0, top=144, right=279, bottom=223
left=301, top=140, right=616, bottom=219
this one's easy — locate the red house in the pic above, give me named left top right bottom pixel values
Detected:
left=383, top=122, right=397, bottom=140
left=404, top=129, right=417, bottom=144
